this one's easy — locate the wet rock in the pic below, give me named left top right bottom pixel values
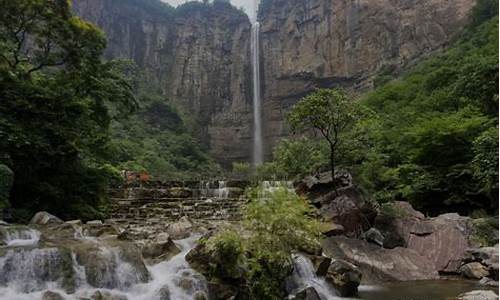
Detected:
left=42, top=291, right=65, bottom=300
left=86, top=220, right=103, bottom=225
left=361, top=228, right=384, bottom=247
left=140, top=233, right=181, bottom=263
left=167, top=216, right=193, bottom=240
left=291, top=286, right=321, bottom=300
left=460, top=262, right=490, bottom=279
left=91, top=290, right=128, bottom=300
left=323, top=236, right=439, bottom=282
left=83, top=223, right=119, bottom=237
left=311, top=255, right=332, bottom=277
left=73, top=241, right=150, bottom=289
left=193, top=291, right=208, bottom=300
left=117, top=230, right=148, bottom=241
left=457, top=290, right=499, bottom=300
left=0, top=220, right=8, bottom=226
left=479, top=277, right=499, bottom=287
left=465, top=246, right=499, bottom=280
left=158, top=286, right=171, bottom=300
left=321, top=223, right=344, bottom=237
left=66, top=220, right=82, bottom=226
left=30, top=211, right=63, bottom=225
left=297, top=171, right=377, bottom=236
left=325, top=259, right=362, bottom=297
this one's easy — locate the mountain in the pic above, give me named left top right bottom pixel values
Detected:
left=73, top=0, right=476, bottom=165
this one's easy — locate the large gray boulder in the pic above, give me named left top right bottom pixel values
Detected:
left=322, top=236, right=439, bottom=283
left=140, top=233, right=181, bottom=263
left=167, top=216, right=193, bottom=240
left=374, top=202, right=478, bottom=274
left=291, top=287, right=322, bottom=300
left=457, top=290, right=499, bottom=300
left=296, top=171, right=377, bottom=236
left=460, top=262, right=490, bottom=279
left=30, top=211, right=63, bottom=225
left=325, top=259, right=362, bottom=297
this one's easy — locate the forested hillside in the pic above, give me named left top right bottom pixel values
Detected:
left=265, top=1, right=499, bottom=216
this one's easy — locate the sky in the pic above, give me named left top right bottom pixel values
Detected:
left=161, top=0, right=258, bottom=21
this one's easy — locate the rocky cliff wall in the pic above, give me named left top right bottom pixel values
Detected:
left=73, top=0, right=253, bottom=167
left=74, top=0, right=476, bottom=165
left=258, top=0, right=476, bottom=158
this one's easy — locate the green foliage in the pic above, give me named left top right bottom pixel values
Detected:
left=0, top=164, right=13, bottom=210
left=470, top=217, right=499, bottom=246
left=108, top=90, right=221, bottom=180
left=0, top=0, right=135, bottom=220
left=287, top=88, right=369, bottom=180
left=202, top=188, right=322, bottom=299
left=232, top=162, right=251, bottom=178
left=355, top=16, right=499, bottom=215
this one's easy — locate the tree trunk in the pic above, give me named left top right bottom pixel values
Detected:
left=330, top=143, right=336, bottom=192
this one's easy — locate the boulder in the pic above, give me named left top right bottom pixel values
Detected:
left=65, top=220, right=82, bottom=226
left=140, top=233, right=181, bottom=263
left=322, top=236, right=439, bottom=282
left=310, top=255, right=332, bottom=277
left=321, top=223, right=344, bottom=237
left=361, top=228, right=384, bottom=247
left=91, top=290, right=128, bottom=300
left=42, top=291, right=65, bottom=300
left=291, top=287, right=321, bottom=300
left=193, top=291, right=208, bottom=300
left=167, top=216, right=193, bottom=240
left=0, top=220, right=8, bottom=226
left=296, top=171, right=377, bottom=236
left=479, top=277, right=499, bottom=287
left=465, top=246, right=499, bottom=280
left=457, top=290, right=499, bottom=300
left=86, top=220, right=103, bottom=225
left=72, top=241, right=150, bottom=289
left=460, top=262, right=490, bottom=279
left=30, top=211, right=63, bottom=225
left=158, top=286, right=171, bottom=300
left=325, top=259, right=362, bottom=297
left=375, top=202, right=476, bottom=274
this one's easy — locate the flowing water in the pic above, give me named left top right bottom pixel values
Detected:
left=251, top=20, right=263, bottom=166
left=289, top=254, right=492, bottom=300
left=0, top=234, right=206, bottom=300
left=2, top=228, right=40, bottom=247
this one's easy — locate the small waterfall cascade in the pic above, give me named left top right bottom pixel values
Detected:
left=262, top=180, right=295, bottom=193
left=288, top=254, right=340, bottom=300
left=2, top=227, right=40, bottom=247
left=217, top=180, right=230, bottom=199
left=251, top=16, right=264, bottom=166
left=0, top=227, right=207, bottom=300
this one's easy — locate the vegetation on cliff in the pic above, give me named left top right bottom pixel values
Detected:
left=265, top=2, right=498, bottom=216
left=0, top=0, right=225, bottom=221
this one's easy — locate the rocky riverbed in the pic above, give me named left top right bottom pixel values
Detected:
left=0, top=177, right=498, bottom=300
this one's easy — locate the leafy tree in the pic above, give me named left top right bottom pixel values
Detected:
left=0, top=0, right=135, bottom=220
left=197, top=188, right=322, bottom=299
left=288, top=89, right=364, bottom=183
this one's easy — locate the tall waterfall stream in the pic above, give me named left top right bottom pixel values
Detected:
left=251, top=20, right=263, bottom=166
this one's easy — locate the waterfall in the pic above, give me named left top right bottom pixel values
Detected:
left=251, top=18, right=264, bottom=166
left=288, top=254, right=340, bottom=300
left=2, top=228, right=40, bottom=247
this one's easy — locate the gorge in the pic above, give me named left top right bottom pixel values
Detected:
left=0, top=0, right=498, bottom=299
left=73, top=0, right=476, bottom=166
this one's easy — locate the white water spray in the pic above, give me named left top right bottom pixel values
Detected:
left=251, top=1, right=263, bottom=166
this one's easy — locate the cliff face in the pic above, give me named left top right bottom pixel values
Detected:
left=74, top=0, right=476, bottom=166
left=258, top=0, right=476, bottom=159
left=73, top=0, right=253, bottom=167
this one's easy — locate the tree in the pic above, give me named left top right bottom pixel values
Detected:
left=287, top=89, right=363, bottom=184
left=0, top=0, right=136, bottom=220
